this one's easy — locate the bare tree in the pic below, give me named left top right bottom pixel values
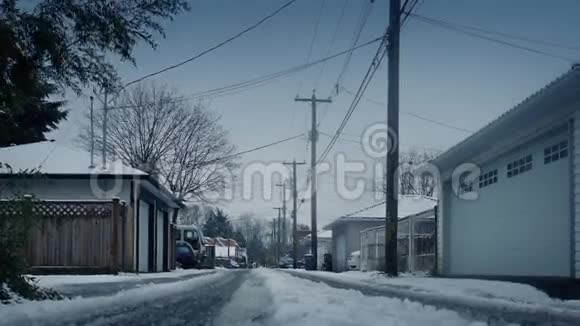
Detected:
left=161, top=105, right=236, bottom=202
left=178, top=204, right=209, bottom=225
left=374, top=149, right=439, bottom=197
left=80, top=82, right=236, bottom=202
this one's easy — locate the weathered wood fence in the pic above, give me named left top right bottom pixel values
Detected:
left=0, top=198, right=131, bottom=273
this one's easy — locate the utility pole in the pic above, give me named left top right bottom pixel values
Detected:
left=89, top=96, right=95, bottom=168
left=274, top=207, right=282, bottom=264
left=276, top=182, right=287, bottom=250
left=295, top=90, right=331, bottom=270
left=385, top=0, right=401, bottom=276
left=101, top=88, right=109, bottom=168
left=271, top=218, right=277, bottom=264
left=284, top=160, right=306, bottom=268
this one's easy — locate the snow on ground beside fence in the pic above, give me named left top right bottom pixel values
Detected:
left=0, top=271, right=224, bottom=325
left=257, top=269, right=487, bottom=326
left=306, top=271, right=552, bottom=305
left=32, top=268, right=210, bottom=289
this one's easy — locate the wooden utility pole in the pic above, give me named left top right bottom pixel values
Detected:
left=284, top=160, right=306, bottom=268
left=274, top=207, right=282, bottom=264
left=385, top=0, right=401, bottom=276
left=295, top=90, right=331, bottom=270
left=102, top=88, right=109, bottom=167
left=272, top=218, right=277, bottom=264
left=276, top=182, right=287, bottom=250
left=89, top=96, right=95, bottom=168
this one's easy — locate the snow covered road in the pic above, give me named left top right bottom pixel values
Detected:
left=2, top=269, right=522, bottom=326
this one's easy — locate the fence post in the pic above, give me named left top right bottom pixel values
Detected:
left=111, top=198, right=121, bottom=272
left=408, top=216, right=415, bottom=273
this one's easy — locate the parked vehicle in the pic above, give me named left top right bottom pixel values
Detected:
left=304, top=254, right=315, bottom=270
left=278, top=255, right=293, bottom=268
left=347, top=250, right=360, bottom=270
left=323, top=253, right=333, bottom=271
left=176, top=241, right=197, bottom=269
left=176, top=225, right=206, bottom=268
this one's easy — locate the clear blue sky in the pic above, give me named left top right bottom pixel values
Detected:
left=52, top=0, right=580, bottom=227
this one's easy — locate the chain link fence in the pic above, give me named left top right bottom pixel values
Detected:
left=360, top=209, right=436, bottom=274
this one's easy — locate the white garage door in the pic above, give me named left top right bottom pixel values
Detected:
left=445, top=134, right=571, bottom=277
left=138, top=201, right=150, bottom=272
left=156, top=210, right=165, bottom=272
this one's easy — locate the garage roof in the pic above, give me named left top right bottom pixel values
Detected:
left=323, top=195, right=437, bottom=230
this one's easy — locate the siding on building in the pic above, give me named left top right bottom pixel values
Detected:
left=443, top=126, right=572, bottom=277
left=573, top=112, right=580, bottom=278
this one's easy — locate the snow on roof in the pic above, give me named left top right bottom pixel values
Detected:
left=323, top=195, right=437, bottom=230
left=318, top=230, right=332, bottom=239
left=347, top=195, right=437, bottom=219
left=0, top=141, right=146, bottom=176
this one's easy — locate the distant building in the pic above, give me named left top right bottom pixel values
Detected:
left=324, top=195, right=437, bottom=272
left=433, top=65, right=580, bottom=279
left=300, top=230, right=332, bottom=269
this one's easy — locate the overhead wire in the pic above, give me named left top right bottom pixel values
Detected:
left=409, top=12, right=580, bottom=53
left=407, top=13, right=577, bottom=63
left=317, top=34, right=388, bottom=164
left=339, top=86, right=474, bottom=133
left=111, top=36, right=384, bottom=109
left=333, top=0, right=373, bottom=93
left=123, top=0, right=299, bottom=89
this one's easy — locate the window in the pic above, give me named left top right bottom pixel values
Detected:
left=479, top=169, right=498, bottom=188
left=544, top=140, right=568, bottom=164
left=458, top=174, right=473, bottom=194
left=507, top=155, right=532, bottom=178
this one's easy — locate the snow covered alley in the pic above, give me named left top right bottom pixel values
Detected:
left=5, top=269, right=578, bottom=326
left=1, top=269, right=510, bottom=326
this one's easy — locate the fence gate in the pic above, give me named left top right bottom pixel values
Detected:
left=0, top=199, right=124, bottom=273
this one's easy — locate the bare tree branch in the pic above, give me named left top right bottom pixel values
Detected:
left=78, top=82, right=236, bottom=202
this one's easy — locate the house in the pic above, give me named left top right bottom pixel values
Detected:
left=432, top=65, right=580, bottom=280
left=0, top=141, right=182, bottom=273
left=324, top=195, right=437, bottom=272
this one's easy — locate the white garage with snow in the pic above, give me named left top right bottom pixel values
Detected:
left=433, top=65, right=580, bottom=279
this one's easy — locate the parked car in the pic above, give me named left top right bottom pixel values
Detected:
left=278, top=255, right=293, bottom=268
left=322, top=253, right=333, bottom=271
left=176, top=225, right=206, bottom=268
left=176, top=241, right=197, bottom=269
left=347, top=250, right=360, bottom=270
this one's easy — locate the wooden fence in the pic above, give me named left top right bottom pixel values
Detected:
left=0, top=198, right=129, bottom=273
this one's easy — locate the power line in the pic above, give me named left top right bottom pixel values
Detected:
left=113, top=36, right=384, bottom=110
left=123, top=0, right=299, bottom=88
left=318, top=34, right=388, bottom=164
left=296, top=0, right=327, bottom=96
left=339, top=86, right=474, bottom=134
left=314, top=0, right=350, bottom=88
left=333, top=0, right=373, bottom=91
left=202, top=133, right=306, bottom=166
left=408, top=13, right=577, bottom=63
left=410, top=12, right=580, bottom=52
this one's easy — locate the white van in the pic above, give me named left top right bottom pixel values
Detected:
left=347, top=250, right=360, bottom=270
